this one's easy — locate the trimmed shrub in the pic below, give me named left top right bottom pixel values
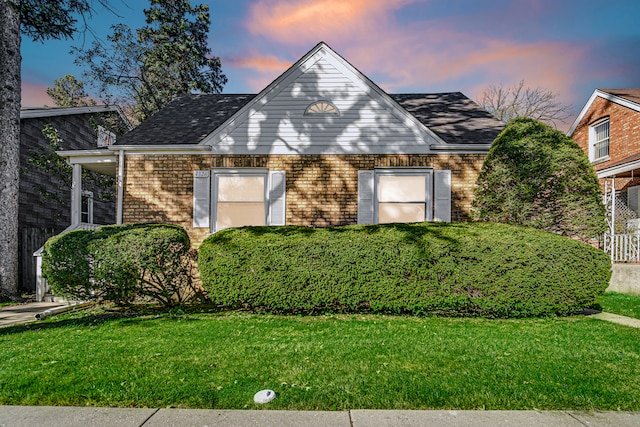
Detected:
left=199, top=222, right=611, bottom=318
left=43, top=224, right=202, bottom=306
left=472, top=118, right=606, bottom=242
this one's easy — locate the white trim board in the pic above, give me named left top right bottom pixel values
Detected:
left=597, top=159, right=640, bottom=179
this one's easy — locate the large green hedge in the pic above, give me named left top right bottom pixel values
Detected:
left=199, top=223, right=611, bottom=317
left=43, top=223, right=200, bottom=306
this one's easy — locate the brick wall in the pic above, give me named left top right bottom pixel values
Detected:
left=122, top=153, right=485, bottom=247
left=573, top=97, right=640, bottom=175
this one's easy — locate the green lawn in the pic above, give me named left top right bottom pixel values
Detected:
left=597, top=292, right=640, bottom=319
left=1, top=308, right=639, bottom=410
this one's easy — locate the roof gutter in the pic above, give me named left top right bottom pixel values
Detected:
left=429, top=143, right=492, bottom=152
left=108, top=145, right=212, bottom=154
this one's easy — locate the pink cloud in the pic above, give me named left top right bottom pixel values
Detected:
left=339, top=22, right=583, bottom=96
left=21, top=82, right=54, bottom=108
left=225, top=53, right=295, bottom=92
left=247, top=0, right=415, bottom=45
left=225, top=53, right=293, bottom=71
left=240, top=0, right=585, bottom=127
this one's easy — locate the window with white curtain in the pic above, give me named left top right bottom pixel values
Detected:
left=192, top=169, right=286, bottom=232
left=590, top=119, right=610, bottom=162
left=215, top=174, right=266, bottom=230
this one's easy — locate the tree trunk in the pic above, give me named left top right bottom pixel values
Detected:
left=0, top=0, right=21, bottom=300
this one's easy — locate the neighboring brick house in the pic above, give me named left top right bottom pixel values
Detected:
left=568, top=89, right=640, bottom=225
left=568, top=89, right=640, bottom=264
left=19, top=105, right=131, bottom=292
left=58, top=42, right=504, bottom=249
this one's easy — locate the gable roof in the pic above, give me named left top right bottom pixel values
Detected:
left=116, top=92, right=502, bottom=147
left=200, top=42, right=447, bottom=153
left=567, top=88, right=640, bottom=136
left=115, top=42, right=503, bottom=151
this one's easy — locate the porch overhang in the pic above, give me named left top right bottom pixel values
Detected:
left=597, top=159, right=640, bottom=179
left=56, top=149, right=118, bottom=177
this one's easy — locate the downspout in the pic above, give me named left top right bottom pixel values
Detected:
left=34, top=301, right=94, bottom=320
left=116, top=149, right=125, bottom=225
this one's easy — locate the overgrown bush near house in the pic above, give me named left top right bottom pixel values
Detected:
left=43, top=224, right=202, bottom=306
left=42, top=229, right=95, bottom=299
left=472, top=118, right=606, bottom=242
left=199, top=222, right=611, bottom=318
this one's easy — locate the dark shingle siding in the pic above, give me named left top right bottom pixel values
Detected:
left=19, top=111, right=125, bottom=291
left=19, top=113, right=117, bottom=229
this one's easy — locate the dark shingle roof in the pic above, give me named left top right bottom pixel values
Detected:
left=390, top=93, right=504, bottom=145
left=599, top=88, right=640, bottom=106
left=116, top=92, right=503, bottom=146
left=116, top=94, right=254, bottom=145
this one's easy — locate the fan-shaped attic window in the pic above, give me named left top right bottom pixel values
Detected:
left=305, top=101, right=339, bottom=116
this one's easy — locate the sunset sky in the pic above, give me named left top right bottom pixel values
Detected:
left=20, top=0, right=640, bottom=130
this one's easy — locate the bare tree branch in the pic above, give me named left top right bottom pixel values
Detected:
left=477, top=80, right=574, bottom=128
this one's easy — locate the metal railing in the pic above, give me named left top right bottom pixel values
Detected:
left=605, top=233, right=640, bottom=263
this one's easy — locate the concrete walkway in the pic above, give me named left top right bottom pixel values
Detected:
left=590, top=312, right=640, bottom=328
left=1, top=406, right=640, bottom=427
left=0, top=302, right=66, bottom=328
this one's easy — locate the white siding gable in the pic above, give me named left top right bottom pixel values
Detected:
left=203, top=43, right=443, bottom=155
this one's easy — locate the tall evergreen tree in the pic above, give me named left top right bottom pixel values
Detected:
left=75, top=0, right=226, bottom=123
left=139, top=0, right=226, bottom=96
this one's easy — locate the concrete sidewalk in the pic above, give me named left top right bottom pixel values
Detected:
left=1, top=406, right=640, bottom=427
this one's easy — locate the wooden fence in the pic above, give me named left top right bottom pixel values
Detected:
left=19, top=228, right=57, bottom=292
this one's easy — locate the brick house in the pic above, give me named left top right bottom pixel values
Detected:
left=58, top=42, right=504, bottom=249
left=20, top=105, right=131, bottom=293
left=568, top=88, right=640, bottom=262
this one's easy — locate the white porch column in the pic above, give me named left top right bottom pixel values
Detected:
left=611, top=177, right=616, bottom=262
left=71, top=163, right=82, bottom=225
left=116, top=149, right=125, bottom=225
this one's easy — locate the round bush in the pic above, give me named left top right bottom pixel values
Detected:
left=199, top=222, right=611, bottom=318
left=472, top=118, right=606, bottom=242
left=43, top=223, right=198, bottom=306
